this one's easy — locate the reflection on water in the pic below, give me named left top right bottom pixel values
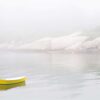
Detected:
left=0, top=82, right=25, bottom=91
left=0, top=51, right=100, bottom=100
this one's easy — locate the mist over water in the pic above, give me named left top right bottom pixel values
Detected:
left=0, top=32, right=100, bottom=53
left=1, top=0, right=100, bottom=100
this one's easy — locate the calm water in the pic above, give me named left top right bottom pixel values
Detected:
left=0, top=51, right=100, bottom=100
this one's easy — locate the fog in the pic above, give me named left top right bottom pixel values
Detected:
left=0, top=0, right=100, bottom=43
left=0, top=32, right=100, bottom=53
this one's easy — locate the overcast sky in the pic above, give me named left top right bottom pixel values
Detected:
left=0, top=0, right=100, bottom=42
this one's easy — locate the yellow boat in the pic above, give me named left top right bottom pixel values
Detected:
left=0, top=76, right=27, bottom=85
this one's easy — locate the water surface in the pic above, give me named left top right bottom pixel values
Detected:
left=0, top=51, right=100, bottom=100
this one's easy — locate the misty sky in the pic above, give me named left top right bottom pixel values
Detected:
left=0, top=0, right=100, bottom=42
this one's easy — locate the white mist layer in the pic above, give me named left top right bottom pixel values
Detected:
left=0, top=32, right=100, bottom=52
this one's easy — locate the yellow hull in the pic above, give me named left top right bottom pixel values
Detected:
left=0, top=76, right=27, bottom=85
left=0, top=82, right=25, bottom=90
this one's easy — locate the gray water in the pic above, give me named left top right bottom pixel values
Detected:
left=0, top=51, right=100, bottom=100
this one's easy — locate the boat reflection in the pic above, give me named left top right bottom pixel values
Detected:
left=0, top=82, right=25, bottom=90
